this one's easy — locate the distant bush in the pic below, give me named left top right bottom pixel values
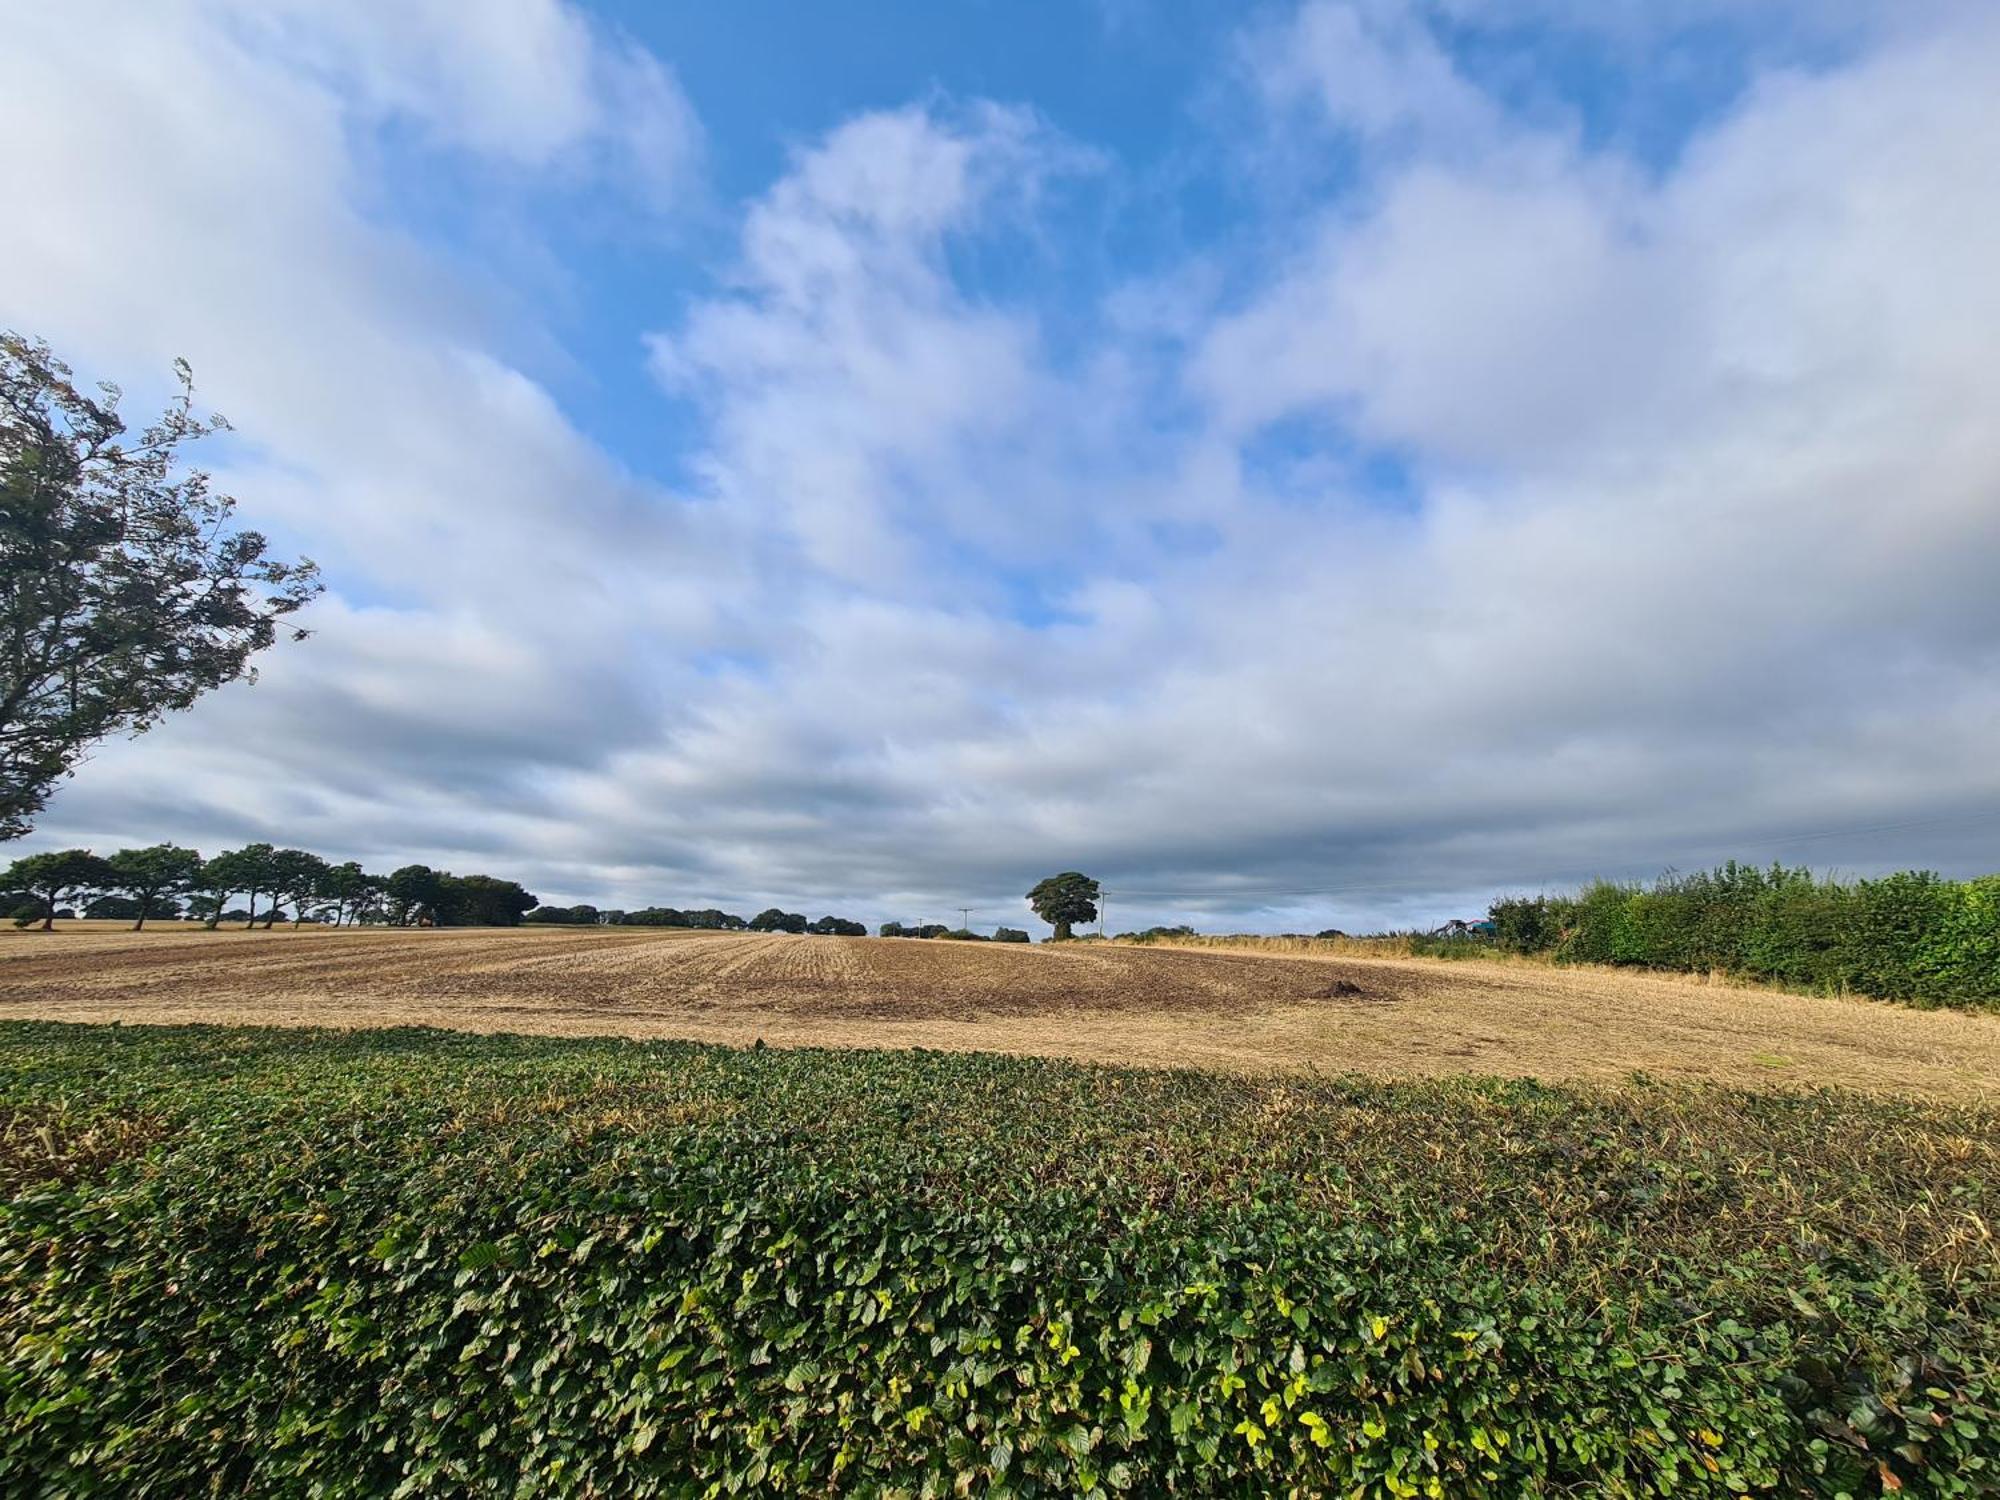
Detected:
left=749, top=908, right=810, bottom=934
left=525, top=904, right=600, bottom=926
left=879, top=922, right=950, bottom=939
left=81, top=895, right=145, bottom=920
left=1491, top=865, right=1999, bottom=1008
left=1400, top=932, right=1497, bottom=960
left=807, top=916, right=867, bottom=936
left=1487, top=896, right=1558, bottom=954
left=992, top=927, right=1030, bottom=943
left=625, top=908, right=749, bottom=930
left=2, top=1025, right=1993, bottom=1496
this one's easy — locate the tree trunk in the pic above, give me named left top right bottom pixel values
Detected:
left=243, top=893, right=258, bottom=929
left=132, top=901, right=148, bottom=931
left=39, top=889, right=54, bottom=931
left=1053, top=918, right=1072, bottom=941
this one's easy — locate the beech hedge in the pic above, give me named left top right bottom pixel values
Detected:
left=2, top=1023, right=1995, bottom=1496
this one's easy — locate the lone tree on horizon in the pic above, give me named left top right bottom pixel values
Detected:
left=1027, top=871, right=1099, bottom=941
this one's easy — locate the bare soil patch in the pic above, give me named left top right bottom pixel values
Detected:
left=2, top=923, right=1994, bottom=1100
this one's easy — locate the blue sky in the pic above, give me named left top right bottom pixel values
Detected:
left=5, top=0, right=1998, bottom=933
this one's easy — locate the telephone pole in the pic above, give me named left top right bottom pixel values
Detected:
left=958, top=906, right=972, bottom=931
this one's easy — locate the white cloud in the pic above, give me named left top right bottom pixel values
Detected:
left=227, top=0, right=701, bottom=195
left=1245, top=0, right=1503, bottom=148
left=647, top=103, right=1101, bottom=587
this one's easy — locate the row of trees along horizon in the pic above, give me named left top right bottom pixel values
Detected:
left=0, top=845, right=1089, bottom=941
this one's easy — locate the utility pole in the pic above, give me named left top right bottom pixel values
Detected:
left=1098, top=890, right=1107, bottom=938
left=958, top=906, right=972, bottom=932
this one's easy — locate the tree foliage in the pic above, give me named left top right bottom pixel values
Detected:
left=199, top=843, right=275, bottom=930
left=1490, top=864, right=2000, bottom=1008
left=315, top=861, right=383, bottom=927
left=385, top=865, right=446, bottom=927
left=436, top=874, right=538, bottom=928
left=806, top=915, right=867, bottom=935
left=620, top=908, right=748, bottom=930
left=524, top=904, right=602, bottom=926
left=260, top=848, right=328, bottom=928
left=105, top=843, right=202, bottom=930
left=0, top=848, right=115, bottom=929
left=0, top=335, right=320, bottom=839
left=1026, top=871, right=1099, bottom=941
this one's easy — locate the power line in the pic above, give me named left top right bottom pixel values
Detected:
left=1721, top=806, right=2000, bottom=849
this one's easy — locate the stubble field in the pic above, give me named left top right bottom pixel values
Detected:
left=3, top=921, right=1994, bottom=1098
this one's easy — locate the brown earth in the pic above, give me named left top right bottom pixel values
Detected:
left=1, top=923, right=1995, bottom=1100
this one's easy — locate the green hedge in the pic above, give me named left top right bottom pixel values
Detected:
left=1490, top=865, right=2000, bottom=1008
left=2, top=1024, right=1996, bottom=1496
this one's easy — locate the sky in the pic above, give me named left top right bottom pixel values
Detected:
left=5, top=0, right=1999, bottom=935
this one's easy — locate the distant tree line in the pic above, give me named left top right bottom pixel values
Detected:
left=878, top=923, right=1030, bottom=942
left=1112, top=924, right=1198, bottom=942
left=617, top=908, right=751, bottom=930
left=0, top=848, right=897, bottom=938
left=525, top=905, right=870, bottom=935
left=0, top=844, right=535, bottom=930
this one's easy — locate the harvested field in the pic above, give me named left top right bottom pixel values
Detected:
left=1, top=922, right=1995, bottom=1098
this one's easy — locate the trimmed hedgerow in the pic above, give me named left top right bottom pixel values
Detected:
left=1, top=1023, right=1995, bottom=1496
left=1490, top=865, right=2000, bottom=1010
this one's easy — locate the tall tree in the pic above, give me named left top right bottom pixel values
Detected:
left=192, top=852, right=242, bottom=930
left=385, top=864, right=446, bottom=927
left=1026, top=872, right=1100, bottom=942
left=347, top=873, right=387, bottom=926
left=201, top=843, right=275, bottom=930
left=0, top=335, right=320, bottom=839
left=1, top=848, right=115, bottom=930
left=437, top=874, right=537, bottom=927
left=261, top=848, right=329, bottom=928
left=106, top=843, right=203, bottom=930
left=314, top=860, right=378, bottom=926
